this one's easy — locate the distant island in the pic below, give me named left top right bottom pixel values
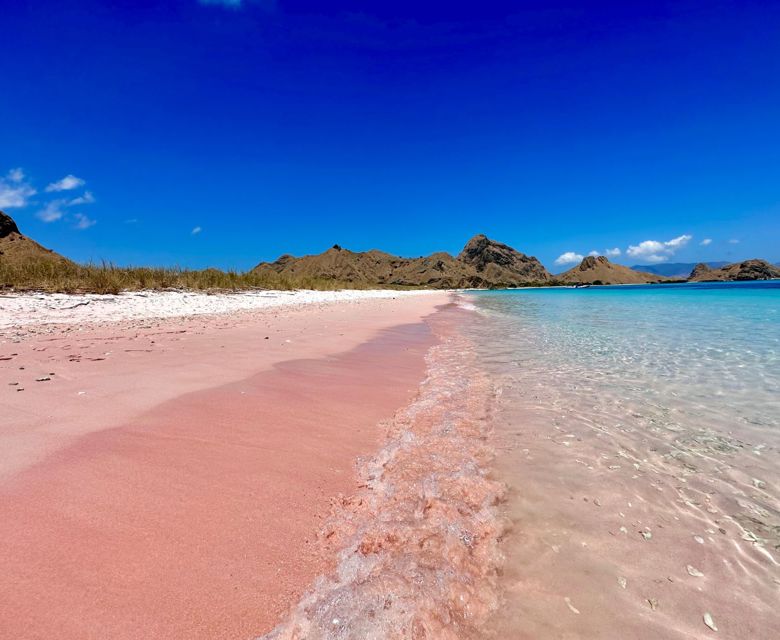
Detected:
left=2, top=210, right=779, bottom=293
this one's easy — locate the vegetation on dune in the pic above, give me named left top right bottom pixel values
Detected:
left=0, top=260, right=404, bottom=295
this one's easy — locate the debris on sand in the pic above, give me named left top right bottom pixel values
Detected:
left=703, top=612, right=718, bottom=631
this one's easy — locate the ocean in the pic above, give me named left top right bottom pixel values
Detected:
left=262, top=281, right=779, bottom=639
left=466, top=281, right=780, bottom=639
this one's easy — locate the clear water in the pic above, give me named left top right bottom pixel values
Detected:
left=464, top=282, right=780, bottom=639
left=261, top=282, right=779, bottom=639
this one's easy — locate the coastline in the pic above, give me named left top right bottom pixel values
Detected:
left=0, top=289, right=449, bottom=638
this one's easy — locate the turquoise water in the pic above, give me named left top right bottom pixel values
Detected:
left=464, top=281, right=780, bottom=639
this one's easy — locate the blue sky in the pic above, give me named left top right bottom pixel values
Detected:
left=2, top=0, right=779, bottom=271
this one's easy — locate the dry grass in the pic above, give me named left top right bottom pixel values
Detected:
left=0, top=260, right=395, bottom=294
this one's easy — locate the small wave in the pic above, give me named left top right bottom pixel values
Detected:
left=259, top=312, right=504, bottom=639
left=452, top=295, right=479, bottom=313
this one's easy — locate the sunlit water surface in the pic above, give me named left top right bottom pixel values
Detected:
left=464, top=282, right=780, bottom=639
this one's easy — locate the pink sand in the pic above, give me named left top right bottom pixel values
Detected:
left=0, top=293, right=447, bottom=639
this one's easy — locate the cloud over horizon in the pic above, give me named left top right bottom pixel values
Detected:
left=555, top=251, right=583, bottom=265
left=69, top=191, right=95, bottom=206
left=626, top=234, right=692, bottom=263
left=73, top=213, right=97, bottom=230
left=46, top=174, right=85, bottom=192
left=0, top=168, right=36, bottom=208
left=37, top=200, right=66, bottom=223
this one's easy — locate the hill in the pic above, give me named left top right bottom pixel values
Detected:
left=688, top=260, right=780, bottom=282
left=0, top=211, right=72, bottom=271
left=252, top=234, right=551, bottom=288
left=631, top=261, right=728, bottom=279
left=558, top=256, right=669, bottom=285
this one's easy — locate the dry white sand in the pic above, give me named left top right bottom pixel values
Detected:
left=0, top=289, right=434, bottom=329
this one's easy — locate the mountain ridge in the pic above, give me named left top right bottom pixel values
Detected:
left=558, top=255, right=670, bottom=285
left=252, top=234, right=552, bottom=288
left=688, top=259, right=780, bottom=282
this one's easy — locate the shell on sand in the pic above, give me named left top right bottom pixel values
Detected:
left=686, top=565, right=705, bottom=577
left=703, top=612, right=718, bottom=631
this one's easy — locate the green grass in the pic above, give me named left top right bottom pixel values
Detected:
left=0, top=260, right=395, bottom=294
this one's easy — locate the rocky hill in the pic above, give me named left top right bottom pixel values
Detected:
left=631, top=261, right=728, bottom=279
left=252, top=234, right=551, bottom=288
left=558, top=255, right=669, bottom=285
left=688, top=259, right=780, bottom=282
left=0, top=211, right=72, bottom=271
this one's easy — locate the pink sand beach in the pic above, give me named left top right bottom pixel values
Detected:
left=0, top=291, right=447, bottom=639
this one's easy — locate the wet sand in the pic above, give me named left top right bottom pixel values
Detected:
left=0, top=292, right=447, bottom=639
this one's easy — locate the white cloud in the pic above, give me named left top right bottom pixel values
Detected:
left=588, top=250, right=599, bottom=257
left=197, top=0, right=277, bottom=9
left=46, top=174, right=85, bottom=192
left=555, top=251, right=584, bottom=265
left=0, top=168, right=36, bottom=208
left=73, top=213, right=97, bottom=230
left=700, top=238, right=712, bottom=246
left=37, top=200, right=66, bottom=223
left=728, top=238, right=740, bottom=244
left=69, top=191, right=95, bottom=206
left=664, top=234, right=692, bottom=249
left=191, top=226, right=202, bottom=235
left=198, top=0, right=243, bottom=7
left=627, top=234, right=692, bottom=263
left=605, top=247, right=621, bottom=257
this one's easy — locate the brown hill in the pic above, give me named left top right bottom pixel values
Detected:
left=558, top=255, right=669, bottom=285
left=0, top=210, right=72, bottom=271
left=457, top=234, right=551, bottom=284
left=688, top=259, right=780, bottom=282
left=252, top=234, right=552, bottom=288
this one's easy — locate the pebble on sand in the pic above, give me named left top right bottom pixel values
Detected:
left=703, top=612, right=718, bottom=631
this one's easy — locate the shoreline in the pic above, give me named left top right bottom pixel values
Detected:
left=0, top=290, right=449, bottom=638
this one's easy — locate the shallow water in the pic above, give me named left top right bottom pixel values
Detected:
left=263, top=283, right=779, bottom=638
left=260, top=307, right=504, bottom=639
left=466, top=282, right=780, bottom=639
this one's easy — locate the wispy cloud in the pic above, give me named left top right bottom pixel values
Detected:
left=0, top=168, right=36, bottom=208
left=555, top=251, right=583, bottom=265
left=46, top=174, right=85, bottom=192
left=191, top=226, right=202, bottom=235
left=728, top=238, right=740, bottom=244
left=700, top=238, right=712, bottom=246
left=37, top=200, right=66, bottom=223
left=198, top=0, right=243, bottom=8
left=626, top=234, right=692, bottom=263
left=604, top=247, right=621, bottom=257
left=69, top=191, right=95, bottom=206
left=197, top=0, right=277, bottom=10
left=73, top=213, right=97, bottom=230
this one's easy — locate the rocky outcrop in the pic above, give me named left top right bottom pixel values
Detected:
left=253, top=234, right=552, bottom=288
left=558, top=255, right=669, bottom=285
left=0, top=211, right=20, bottom=238
left=689, top=263, right=713, bottom=280
left=689, top=259, right=780, bottom=282
left=457, top=234, right=551, bottom=284
left=0, top=210, right=72, bottom=274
